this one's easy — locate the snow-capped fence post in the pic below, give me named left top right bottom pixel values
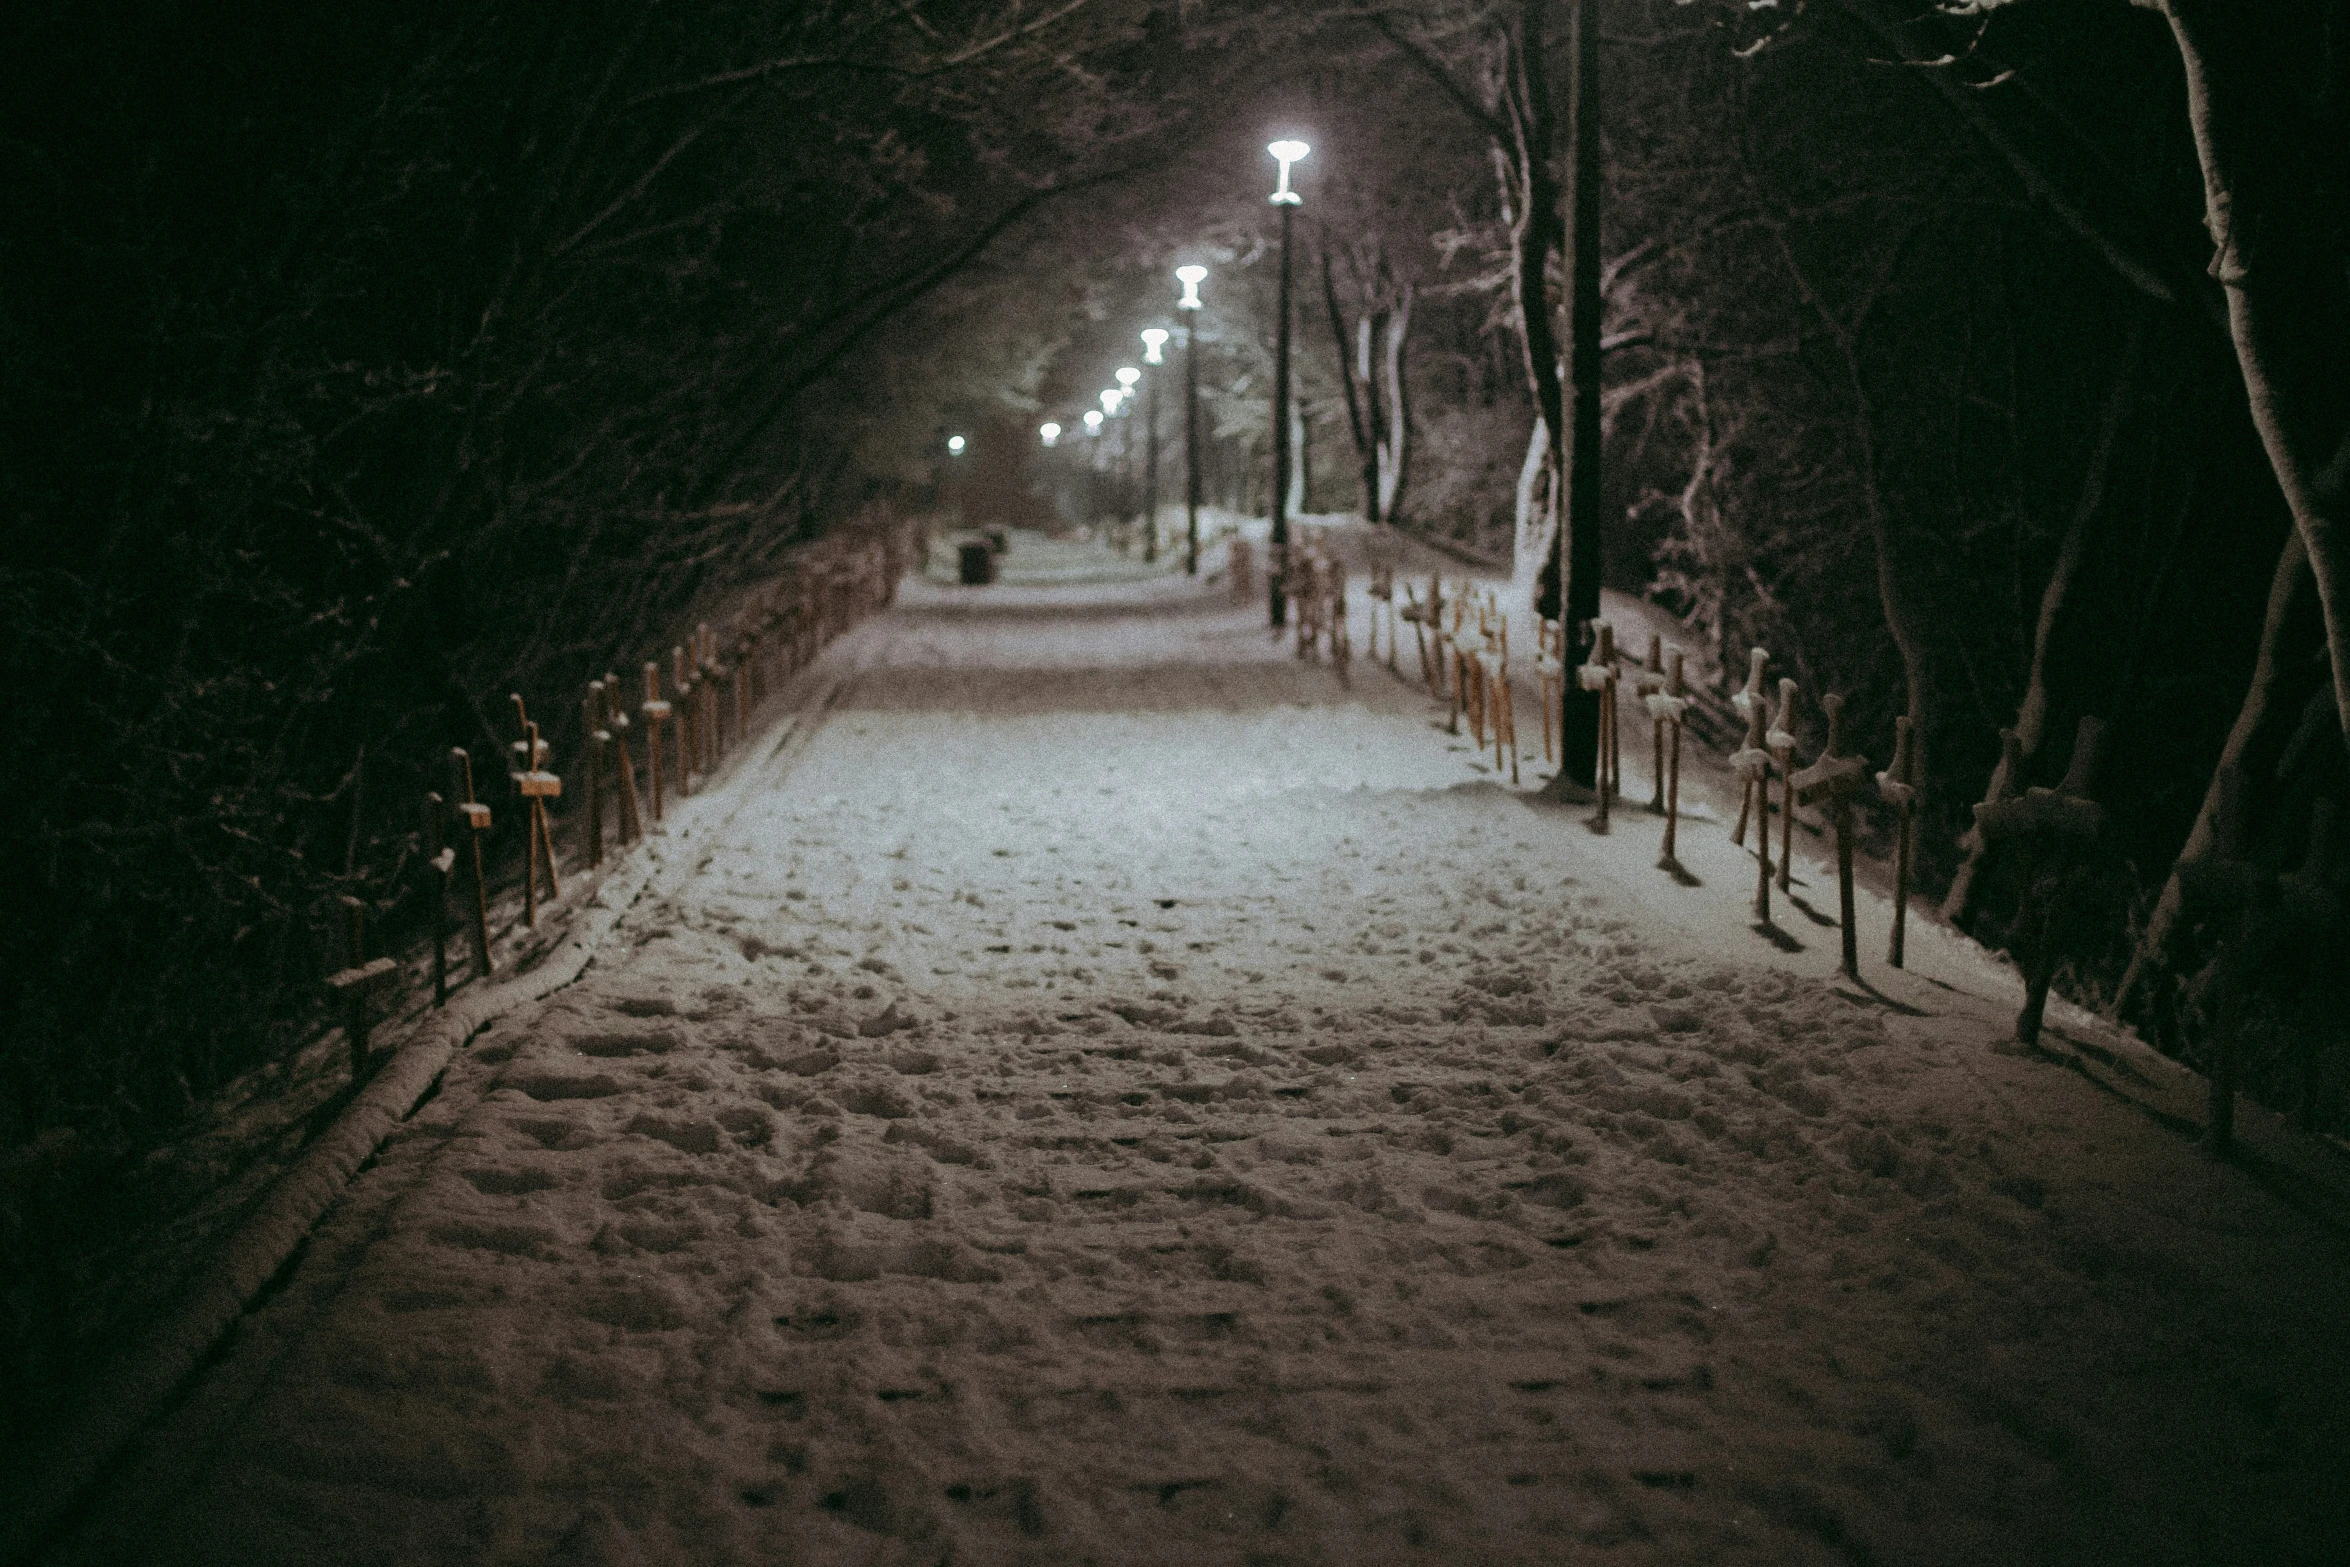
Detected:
left=672, top=645, right=696, bottom=792
left=712, top=633, right=730, bottom=750
left=583, top=682, right=607, bottom=869
left=689, top=629, right=710, bottom=771
left=1730, top=648, right=1771, bottom=848
left=1732, top=678, right=1775, bottom=923
left=1769, top=678, right=1800, bottom=895
left=696, top=624, right=722, bottom=765
left=1577, top=619, right=1620, bottom=827
left=603, top=673, right=640, bottom=846
left=1647, top=648, right=1689, bottom=867
left=1635, top=634, right=1666, bottom=811
left=507, top=696, right=561, bottom=926
left=448, top=748, right=493, bottom=977
left=1877, top=716, right=1920, bottom=968
left=322, top=896, right=398, bottom=1082
left=1400, top=580, right=1434, bottom=687
left=1974, top=714, right=2108, bottom=1048
left=1536, top=616, right=1563, bottom=765
left=1793, top=693, right=1871, bottom=980
left=1293, top=550, right=1321, bottom=661
left=2178, top=764, right=2263, bottom=1158
left=1329, top=559, right=1352, bottom=687
left=1480, top=602, right=1516, bottom=783
left=733, top=629, right=751, bottom=738
left=1368, top=564, right=1396, bottom=669
left=1442, top=589, right=1466, bottom=735
left=1428, top=577, right=1448, bottom=694
left=1455, top=601, right=1487, bottom=744
left=641, top=661, right=672, bottom=824
left=419, top=790, right=453, bottom=1006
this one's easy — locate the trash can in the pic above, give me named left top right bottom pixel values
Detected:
left=957, top=540, right=998, bottom=585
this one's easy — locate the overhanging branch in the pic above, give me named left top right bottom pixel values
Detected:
left=700, top=157, right=1164, bottom=494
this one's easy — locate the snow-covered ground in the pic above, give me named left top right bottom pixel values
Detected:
left=48, top=535, right=2350, bottom=1566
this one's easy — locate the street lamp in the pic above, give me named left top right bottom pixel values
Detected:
left=1266, top=138, right=1308, bottom=628
left=1083, top=408, right=1103, bottom=433
left=1111, top=375, right=1143, bottom=543
left=1174, top=266, right=1207, bottom=574
left=1039, top=422, right=1060, bottom=448
left=1140, top=329, right=1169, bottom=564
left=946, top=434, right=966, bottom=455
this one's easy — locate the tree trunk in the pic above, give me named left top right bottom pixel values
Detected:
left=1944, top=314, right=2146, bottom=924
left=1850, top=383, right=1933, bottom=781
left=2114, top=527, right=2317, bottom=1016
left=1288, top=397, right=1309, bottom=518
left=1550, top=0, right=1605, bottom=793
left=1514, top=414, right=1553, bottom=609
left=1321, top=246, right=1382, bottom=525
left=1380, top=283, right=1414, bottom=521
left=2162, top=1, right=2350, bottom=749
left=1501, top=77, right=1565, bottom=505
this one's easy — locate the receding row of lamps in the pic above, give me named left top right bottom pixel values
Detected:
left=948, top=139, right=1311, bottom=591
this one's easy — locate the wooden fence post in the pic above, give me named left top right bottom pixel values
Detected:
left=1793, top=694, right=1870, bottom=980
left=1876, top=716, right=1919, bottom=968
left=449, top=748, right=493, bottom=978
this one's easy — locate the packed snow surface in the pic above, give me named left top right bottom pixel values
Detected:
left=55, top=538, right=2350, bottom=1565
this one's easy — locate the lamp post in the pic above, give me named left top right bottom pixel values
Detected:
left=1175, top=265, right=1207, bottom=575
left=1115, top=366, right=1143, bottom=554
left=945, top=433, right=966, bottom=527
left=1099, top=389, right=1127, bottom=537
left=1266, top=138, right=1308, bottom=629
left=1140, top=328, right=1168, bottom=565
left=1039, top=421, right=1060, bottom=448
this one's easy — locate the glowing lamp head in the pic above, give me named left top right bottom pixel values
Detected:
left=1100, top=389, right=1122, bottom=415
left=1140, top=327, right=1168, bottom=365
left=1267, top=139, right=1309, bottom=205
left=1115, top=366, right=1140, bottom=389
left=1175, top=264, right=1206, bottom=311
left=1082, top=408, right=1103, bottom=432
left=946, top=434, right=966, bottom=455
left=1039, top=422, right=1060, bottom=447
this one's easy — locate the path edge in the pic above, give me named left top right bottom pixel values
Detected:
left=1, top=629, right=879, bottom=1567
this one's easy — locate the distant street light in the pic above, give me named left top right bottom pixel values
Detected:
left=1266, top=138, right=1308, bottom=629
left=1083, top=408, right=1103, bottom=433
left=1039, top=422, right=1060, bottom=447
left=1269, top=139, right=1308, bottom=202
left=1176, top=265, right=1206, bottom=312
left=946, top=434, right=966, bottom=455
left=1174, top=266, right=1207, bottom=575
left=1140, top=329, right=1169, bottom=565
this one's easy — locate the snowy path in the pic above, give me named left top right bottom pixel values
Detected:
left=53, top=558, right=2350, bottom=1566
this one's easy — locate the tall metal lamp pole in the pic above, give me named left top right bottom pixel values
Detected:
left=1140, top=328, right=1168, bottom=565
left=1115, top=367, right=1141, bottom=548
left=1266, top=139, right=1307, bottom=629
left=1175, top=265, right=1207, bottom=575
